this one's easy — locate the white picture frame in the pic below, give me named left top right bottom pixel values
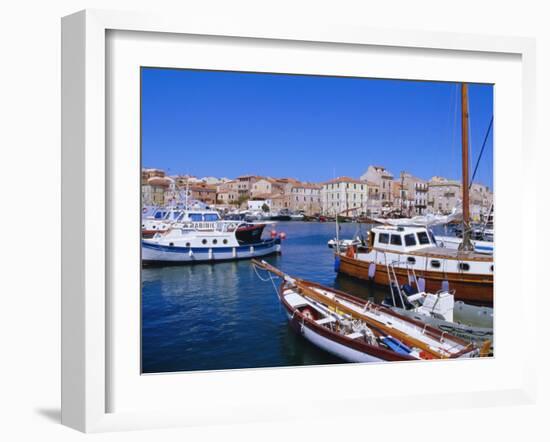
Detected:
left=61, top=9, right=538, bottom=433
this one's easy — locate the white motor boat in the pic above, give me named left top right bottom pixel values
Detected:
left=142, top=220, right=282, bottom=264
left=382, top=261, right=493, bottom=343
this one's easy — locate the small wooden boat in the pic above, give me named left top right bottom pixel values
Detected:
left=252, top=260, right=489, bottom=363
left=335, top=224, right=494, bottom=305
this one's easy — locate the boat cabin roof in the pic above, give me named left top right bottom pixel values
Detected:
left=370, top=225, right=491, bottom=260
left=177, top=210, right=221, bottom=222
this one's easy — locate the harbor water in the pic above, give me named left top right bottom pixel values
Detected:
left=141, top=221, right=388, bottom=373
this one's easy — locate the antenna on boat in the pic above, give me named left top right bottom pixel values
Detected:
left=335, top=207, right=340, bottom=254
left=459, top=83, right=474, bottom=251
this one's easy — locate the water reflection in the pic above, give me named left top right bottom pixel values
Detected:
left=141, top=221, right=388, bottom=373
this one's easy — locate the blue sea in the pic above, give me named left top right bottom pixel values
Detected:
left=141, top=221, right=389, bottom=373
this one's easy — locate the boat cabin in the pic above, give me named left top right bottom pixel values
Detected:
left=177, top=210, right=221, bottom=223
left=370, top=225, right=438, bottom=253
left=144, top=207, right=182, bottom=221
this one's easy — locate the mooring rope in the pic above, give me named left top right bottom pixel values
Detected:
left=252, top=264, right=280, bottom=295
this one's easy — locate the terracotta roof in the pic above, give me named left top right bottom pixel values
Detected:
left=249, top=193, right=272, bottom=199
left=292, top=183, right=322, bottom=190
left=276, top=177, right=300, bottom=183
left=236, top=175, right=262, bottom=180
left=147, top=176, right=173, bottom=187
left=323, top=176, right=366, bottom=185
left=189, top=186, right=216, bottom=192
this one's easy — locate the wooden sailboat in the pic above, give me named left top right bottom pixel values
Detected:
left=334, top=84, right=494, bottom=305
left=252, top=260, right=489, bottom=362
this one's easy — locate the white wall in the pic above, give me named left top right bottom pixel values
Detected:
left=247, top=200, right=268, bottom=211
left=0, top=1, right=548, bottom=441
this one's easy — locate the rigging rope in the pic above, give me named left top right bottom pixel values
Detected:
left=469, top=116, right=493, bottom=189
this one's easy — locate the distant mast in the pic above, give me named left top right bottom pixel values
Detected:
left=459, top=83, right=474, bottom=251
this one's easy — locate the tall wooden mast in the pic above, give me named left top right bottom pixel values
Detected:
left=459, top=83, right=474, bottom=251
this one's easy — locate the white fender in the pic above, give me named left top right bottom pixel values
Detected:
left=368, top=263, right=376, bottom=279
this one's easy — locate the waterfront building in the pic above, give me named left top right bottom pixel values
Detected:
left=266, top=193, right=288, bottom=212
left=427, top=176, right=461, bottom=214
left=395, top=172, right=429, bottom=215
left=200, top=176, right=227, bottom=185
left=360, top=165, right=394, bottom=208
left=274, top=177, right=300, bottom=194
left=250, top=178, right=283, bottom=198
left=216, top=190, right=239, bottom=205
left=249, top=192, right=289, bottom=212
left=174, top=175, right=202, bottom=187
left=142, top=175, right=173, bottom=206
left=235, top=175, right=262, bottom=197
left=470, top=183, right=493, bottom=221
left=141, top=168, right=165, bottom=185
left=321, top=177, right=369, bottom=216
left=188, top=183, right=217, bottom=205
left=216, top=180, right=240, bottom=205
left=247, top=199, right=270, bottom=212
left=289, top=183, right=322, bottom=215
left=366, top=181, right=381, bottom=216
left=391, top=180, right=405, bottom=213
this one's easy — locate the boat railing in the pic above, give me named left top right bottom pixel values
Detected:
left=175, top=220, right=246, bottom=233
left=385, top=257, right=422, bottom=309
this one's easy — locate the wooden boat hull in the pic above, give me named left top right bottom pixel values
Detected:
left=279, top=286, right=415, bottom=363
left=336, top=254, right=493, bottom=305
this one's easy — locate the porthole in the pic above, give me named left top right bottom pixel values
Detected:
left=202, top=239, right=207, bottom=245
left=213, top=239, right=218, bottom=245
left=169, top=242, right=174, bottom=247
left=431, top=260, right=441, bottom=269
left=407, top=257, right=416, bottom=264
left=458, top=262, right=470, bottom=271
left=185, top=242, right=191, bottom=247
left=490, top=265, right=494, bottom=272
left=223, top=239, right=228, bottom=245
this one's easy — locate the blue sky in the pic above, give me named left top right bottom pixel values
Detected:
left=141, top=68, right=493, bottom=188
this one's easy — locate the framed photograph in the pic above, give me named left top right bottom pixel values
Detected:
left=61, top=9, right=537, bottom=432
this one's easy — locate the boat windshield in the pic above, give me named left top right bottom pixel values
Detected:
left=416, top=231, right=431, bottom=245
left=203, top=213, right=220, bottom=221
